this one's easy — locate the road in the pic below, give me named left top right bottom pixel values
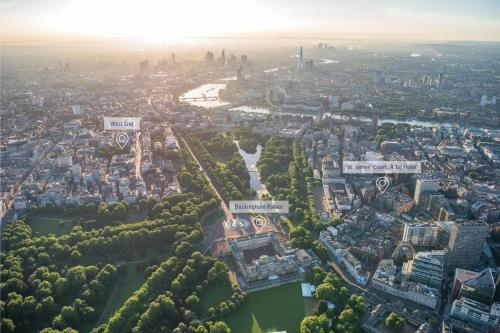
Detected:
left=180, top=135, right=238, bottom=254
left=180, top=135, right=232, bottom=220
left=328, top=260, right=367, bottom=293
left=135, top=131, right=142, bottom=179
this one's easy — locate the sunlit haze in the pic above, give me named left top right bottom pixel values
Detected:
left=2, top=0, right=500, bottom=42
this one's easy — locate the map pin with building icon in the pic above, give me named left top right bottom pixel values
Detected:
left=116, top=132, right=129, bottom=149
left=376, top=176, right=390, bottom=194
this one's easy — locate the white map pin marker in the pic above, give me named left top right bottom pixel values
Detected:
left=116, top=132, right=129, bottom=149
left=253, top=216, right=267, bottom=233
left=376, top=176, right=390, bottom=194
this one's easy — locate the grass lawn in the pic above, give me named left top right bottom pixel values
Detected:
left=201, top=209, right=224, bottom=226
left=29, top=216, right=77, bottom=236
left=94, top=262, right=147, bottom=328
left=303, top=298, right=318, bottom=316
left=200, top=283, right=233, bottom=316
left=225, top=282, right=305, bottom=333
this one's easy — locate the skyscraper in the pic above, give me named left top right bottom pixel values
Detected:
left=220, top=49, right=226, bottom=65
left=448, top=221, right=489, bottom=269
left=437, top=73, right=444, bottom=88
left=480, top=95, right=488, bottom=106
left=205, top=51, right=214, bottom=62
left=297, top=46, right=304, bottom=69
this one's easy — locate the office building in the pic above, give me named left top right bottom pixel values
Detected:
left=452, top=268, right=496, bottom=305
left=372, top=260, right=438, bottom=309
left=414, top=178, right=440, bottom=205
left=71, top=105, right=81, bottom=116
left=448, top=221, right=489, bottom=269
left=402, top=250, right=447, bottom=288
left=450, top=298, right=499, bottom=331
left=402, top=223, right=441, bottom=247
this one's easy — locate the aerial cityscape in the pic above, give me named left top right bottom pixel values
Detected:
left=1, top=1, right=500, bottom=333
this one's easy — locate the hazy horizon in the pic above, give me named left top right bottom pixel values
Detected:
left=2, top=0, right=500, bottom=43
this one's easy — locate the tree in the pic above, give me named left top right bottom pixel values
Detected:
left=175, top=241, right=194, bottom=258
left=40, top=328, right=79, bottom=333
left=207, top=262, right=229, bottom=286
left=219, top=302, right=230, bottom=316
left=134, top=295, right=176, bottom=332
left=300, top=315, right=329, bottom=333
left=36, top=296, right=56, bottom=321
left=309, top=265, right=327, bottom=285
left=208, top=307, right=216, bottom=319
left=191, top=325, right=209, bottom=333
left=312, top=241, right=329, bottom=263
left=52, top=306, right=79, bottom=329
left=315, top=283, right=336, bottom=302
left=315, top=300, right=328, bottom=315
left=3, top=278, right=25, bottom=294
left=70, top=250, right=81, bottom=261
left=5, top=293, right=24, bottom=322
left=385, top=312, right=405, bottom=331
left=337, top=307, right=362, bottom=333
left=209, top=321, right=230, bottom=333
left=55, top=278, right=69, bottom=296
left=185, top=295, right=201, bottom=313
left=348, top=295, right=365, bottom=316
left=0, top=318, right=15, bottom=333
left=84, top=266, right=99, bottom=280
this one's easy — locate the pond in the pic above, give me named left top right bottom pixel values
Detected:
left=234, top=141, right=267, bottom=198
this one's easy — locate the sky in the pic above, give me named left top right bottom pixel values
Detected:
left=1, top=0, right=500, bottom=42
